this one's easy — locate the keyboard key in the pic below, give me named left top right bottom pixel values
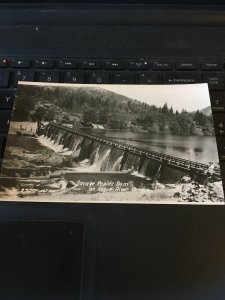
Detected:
left=0, top=90, right=15, bottom=109
left=210, top=91, right=225, bottom=112
left=0, top=111, right=11, bottom=133
left=0, top=58, right=7, bottom=68
left=216, top=137, right=225, bottom=160
left=176, top=62, right=198, bottom=70
left=0, top=70, right=10, bottom=88
left=82, top=61, right=102, bottom=70
left=0, top=136, right=5, bottom=157
left=164, top=72, right=202, bottom=84
left=34, top=59, right=54, bottom=69
left=153, top=61, right=173, bottom=70
left=129, top=61, right=149, bottom=70
left=11, top=59, right=31, bottom=68
left=13, top=70, right=35, bottom=87
left=88, top=72, right=109, bottom=84
left=38, top=71, right=60, bottom=83
left=114, top=72, right=135, bottom=84
left=202, top=62, right=223, bottom=71
left=213, top=114, right=225, bottom=135
left=58, top=60, right=78, bottom=69
left=203, top=73, right=225, bottom=90
left=105, top=61, right=125, bottom=70
left=63, top=71, right=85, bottom=83
left=138, top=72, right=163, bottom=84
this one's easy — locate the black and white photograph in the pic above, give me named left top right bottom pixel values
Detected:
left=0, top=82, right=224, bottom=204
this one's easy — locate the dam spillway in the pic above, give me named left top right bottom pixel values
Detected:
left=37, top=122, right=220, bottom=184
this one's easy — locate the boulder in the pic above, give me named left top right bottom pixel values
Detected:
left=156, top=183, right=165, bottom=189
left=174, top=192, right=181, bottom=198
left=180, top=176, right=191, bottom=183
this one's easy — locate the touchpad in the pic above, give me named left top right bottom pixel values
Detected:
left=0, top=221, right=84, bottom=300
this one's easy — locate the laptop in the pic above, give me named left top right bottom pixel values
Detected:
left=1, top=0, right=225, bottom=299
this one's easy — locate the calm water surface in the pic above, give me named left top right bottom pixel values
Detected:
left=6, top=129, right=219, bottom=164
left=81, top=129, right=219, bottom=164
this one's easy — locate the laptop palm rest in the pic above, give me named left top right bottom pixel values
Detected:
left=0, top=221, right=84, bottom=300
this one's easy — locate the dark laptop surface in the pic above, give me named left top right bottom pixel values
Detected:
left=1, top=1, right=225, bottom=299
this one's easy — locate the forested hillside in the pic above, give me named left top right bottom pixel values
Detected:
left=14, top=85, right=214, bottom=136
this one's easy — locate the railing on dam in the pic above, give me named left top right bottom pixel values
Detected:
left=38, top=122, right=220, bottom=176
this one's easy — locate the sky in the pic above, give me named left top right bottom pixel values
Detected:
left=20, top=82, right=211, bottom=112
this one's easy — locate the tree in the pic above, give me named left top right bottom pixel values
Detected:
left=177, top=112, right=193, bottom=135
left=13, top=93, right=35, bottom=121
left=169, top=106, right=174, bottom=114
left=32, top=106, right=45, bottom=122
left=169, top=121, right=180, bottom=135
left=189, top=122, right=198, bottom=135
left=203, top=119, right=214, bottom=135
left=194, top=110, right=207, bottom=127
left=82, top=109, right=97, bottom=124
left=162, top=103, right=169, bottom=114
left=45, top=109, right=55, bottom=121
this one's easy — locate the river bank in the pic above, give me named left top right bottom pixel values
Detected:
left=0, top=170, right=223, bottom=203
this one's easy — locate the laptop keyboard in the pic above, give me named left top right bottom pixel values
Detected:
left=0, top=57, right=225, bottom=184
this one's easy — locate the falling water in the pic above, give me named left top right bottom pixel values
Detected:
left=139, top=159, right=150, bottom=176
left=111, top=155, right=123, bottom=171
left=89, top=145, right=101, bottom=165
left=41, top=125, right=155, bottom=176
left=71, top=136, right=85, bottom=152
left=38, top=135, right=65, bottom=153
left=121, top=152, right=141, bottom=171
left=98, top=149, right=112, bottom=171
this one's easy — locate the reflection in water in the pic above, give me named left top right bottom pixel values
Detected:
left=81, top=128, right=219, bottom=164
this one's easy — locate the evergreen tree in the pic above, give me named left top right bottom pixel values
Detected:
left=162, top=103, right=169, bottom=114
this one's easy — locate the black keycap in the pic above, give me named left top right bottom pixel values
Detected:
left=210, top=91, right=225, bottom=112
left=0, top=70, right=10, bottom=88
left=176, top=62, right=197, bottom=70
left=63, top=71, right=85, bottom=83
left=0, top=90, right=15, bottom=109
left=0, top=111, right=11, bottom=133
left=203, top=73, right=225, bottom=90
left=164, top=72, right=202, bottom=84
left=129, top=61, right=149, bottom=70
left=88, top=72, right=109, bottom=84
left=216, top=137, right=225, bottom=160
left=202, top=62, right=223, bottom=71
left=0, top=58, right=7, bottom=68
left=153, top=61, right=173, bottom=70
left=38, top=71, right=60, bottom=83
left=114, top=72, right=134, bottom=84
left=213, top=114, right=225, bottom=135
left=13, top=70, right=35, bottom=87
left=58, top=60, right=78, bottom=69
left=139, top=72, right=163, bottom=84
left=105, top=61, right=125, bottom=70
left=0, top=136, right=6, bottom=157
left=82, top=61, right=102, bottom=70
left=11, top=59, right=31, bottom=68
left=34, top=59, right=54, bottom=69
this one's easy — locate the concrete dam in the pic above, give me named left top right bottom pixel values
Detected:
left=37, top=122, right=221, bottom=185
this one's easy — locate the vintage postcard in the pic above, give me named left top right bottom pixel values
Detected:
left=0, top=82, right=224, bottom=204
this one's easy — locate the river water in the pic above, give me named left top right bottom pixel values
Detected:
left=81, top=129, right=219, bottom=164
left=5, top=128, right=219, bottom=165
